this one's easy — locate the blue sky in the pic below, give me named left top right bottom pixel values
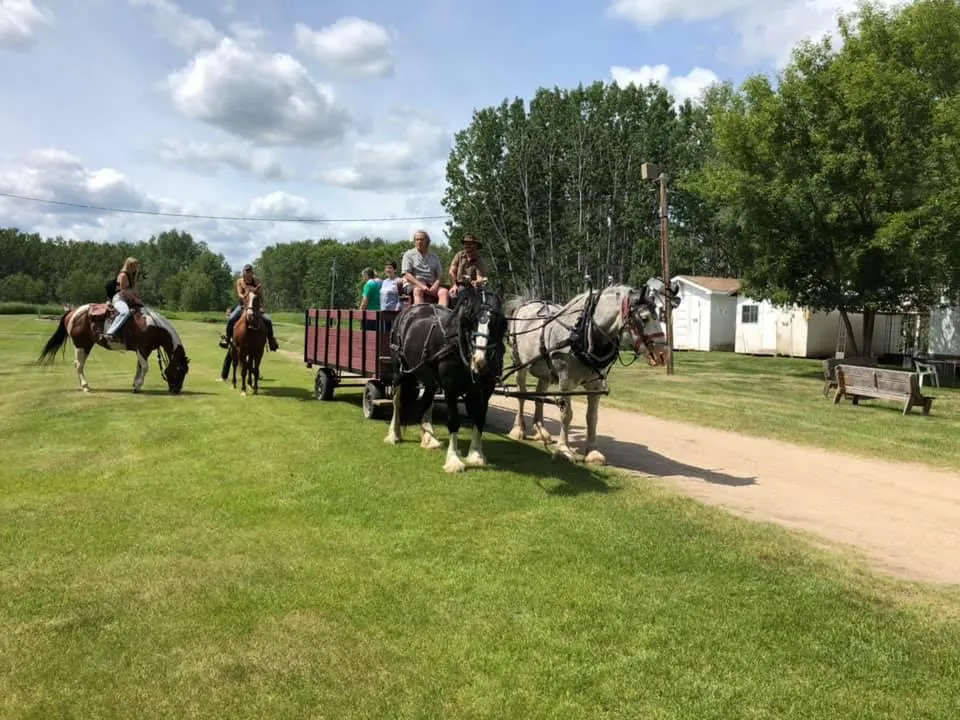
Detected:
left=0, top=0, right=900, bottom=270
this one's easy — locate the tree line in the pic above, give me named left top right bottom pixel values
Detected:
left=2, top=0, right=958, bottom=353
left=0, top=228, right=234, bottom=311
left=0, top=226, right=451, bottom=313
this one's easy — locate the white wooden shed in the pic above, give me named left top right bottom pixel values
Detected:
left=669, top=275, right=741, bottom=352
left=929, top=303, right=960, bottom=356
left=734, top=296, right=905, bottom=358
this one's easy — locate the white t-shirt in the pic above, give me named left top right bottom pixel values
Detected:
left=379, top=277, right=401, bottom=310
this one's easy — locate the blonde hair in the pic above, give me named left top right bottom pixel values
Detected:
left=121, top=257, right=139, bottom=275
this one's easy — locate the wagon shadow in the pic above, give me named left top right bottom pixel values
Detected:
left=484, top=406, right=756, bottom=488
left=264, top=385, right=315, bottom=401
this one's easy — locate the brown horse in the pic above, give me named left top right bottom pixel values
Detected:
left=230, top=287, right=266, bottom=395
left=37, top=302, right=190, bottom=393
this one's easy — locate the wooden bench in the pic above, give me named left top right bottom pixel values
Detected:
left=822, top=356, right=877, bottom=397
left=832, top=364, right=935, bottom=416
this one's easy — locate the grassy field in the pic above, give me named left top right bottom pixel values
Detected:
left=2, top=313, right=960, bottom=718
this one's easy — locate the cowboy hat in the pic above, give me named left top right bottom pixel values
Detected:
left=461, top=234, right=483, bottom=248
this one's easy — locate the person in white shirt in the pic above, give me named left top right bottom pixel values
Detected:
left=379, top=261, right=402, bottom=311
left=400, top=229, right=448, bottom=307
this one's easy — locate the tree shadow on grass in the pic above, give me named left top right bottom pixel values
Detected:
left=483, top=406, right=756, bottom=488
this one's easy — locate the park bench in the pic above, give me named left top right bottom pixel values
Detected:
left=832, top=364, right=935, bottom=416
left=822, top=356, right=877, bottom=397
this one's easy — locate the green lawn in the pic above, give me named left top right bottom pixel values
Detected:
left=592, top=350, right=960, bottom=472
left=2, top=314, right=960, bottom=719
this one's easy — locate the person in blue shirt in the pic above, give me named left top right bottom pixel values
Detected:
left=379, top=261, right=401, bottom=311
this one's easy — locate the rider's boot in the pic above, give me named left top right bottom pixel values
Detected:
left=268, top=335, right=278, bottom=352
left=219, top=334, right=229, bottom=349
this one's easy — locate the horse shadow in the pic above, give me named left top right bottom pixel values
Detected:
left=325, top=388, right=616, bottom=496
left=483, top=406, right=756, bottom=488
left=95, top=388, right=216, bottom=396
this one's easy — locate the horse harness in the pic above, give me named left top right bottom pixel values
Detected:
left=391, top=289, right=492, bottom=381
left=506, top=286, right=659, bottom=384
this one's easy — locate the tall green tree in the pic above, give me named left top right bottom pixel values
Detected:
left=695, top=0, right=960, bottom=354
left=442, top=80, right=720, bottom=301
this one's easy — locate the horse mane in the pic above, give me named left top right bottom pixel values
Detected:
left=505, top=282, right=633, bottom=319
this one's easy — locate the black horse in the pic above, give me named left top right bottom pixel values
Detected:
left=383, top=282, right=507, bottom=473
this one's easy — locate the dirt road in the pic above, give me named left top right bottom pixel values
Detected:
left=485, top=396, right=960, bottom=585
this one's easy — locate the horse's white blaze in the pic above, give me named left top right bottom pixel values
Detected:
left=142, top=307, right=182, bottom=349
left=471, top=316, right=490, bottom=372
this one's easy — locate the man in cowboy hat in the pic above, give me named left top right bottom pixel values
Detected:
left=447, top=233, right=488, bottom=297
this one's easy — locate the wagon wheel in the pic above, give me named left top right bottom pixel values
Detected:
left=315, top=368, right=335, bottom=401
left=363, top=380, right=386, bottom=419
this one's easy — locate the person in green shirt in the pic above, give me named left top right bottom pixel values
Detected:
left=359, top=267, right=381, bottom=331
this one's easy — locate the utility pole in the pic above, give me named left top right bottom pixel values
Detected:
left=641, top=161, right=675, bottom=375
left=330, top=257, right=337, bottom=308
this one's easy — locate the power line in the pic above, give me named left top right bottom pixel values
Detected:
left=0, top=190, right=451, bottom=223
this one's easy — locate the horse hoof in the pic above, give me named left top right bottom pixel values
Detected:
left=240, top=391, right=246, bottom=396
left=585, top=450, right=606, bottom=465
left=552, top=447, right=577, bottom=463
left=421, top=436, right=443, bottom=450
left=81, top=386, right=90, bottom=393
left=444, top=457, right=467, bottom=473
left=534, top=426, right=553, bottom=443
left=465, top=452, right=487, bottom=467
left=508, top=427, right=526, bottom=441
left=384, top=433, right=401, bottom=445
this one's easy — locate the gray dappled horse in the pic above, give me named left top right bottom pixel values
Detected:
left=503, top=278, right=677, bottom=464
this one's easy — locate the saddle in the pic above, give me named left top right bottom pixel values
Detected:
left=90, top=302, right=148, bottom=347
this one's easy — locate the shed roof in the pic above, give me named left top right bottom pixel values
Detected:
left=674, top=275, right=743, bottom=295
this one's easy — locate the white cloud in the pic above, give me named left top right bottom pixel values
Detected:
left=0, top=0, right=51, bottom=51
left=294, top=17, right=395, bottom=77
left=246, top=190, right=316, bottom=218
left=165, top=37, right=353, bottom=146
left=610, top=64, right=720, bottom=104
left=608, top=0, right=907, bottom=67
left=0, top=148, right=450, bottom=269
left=129, top=0, right=222, bottom=53
left=155, top=138, right=292, bottom=180
left=0, top=148, right=162, bottom=216
left=318, top=113, right=451, bottom=192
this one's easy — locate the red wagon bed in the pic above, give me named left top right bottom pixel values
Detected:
left=303, top=307, right=404, bottom=418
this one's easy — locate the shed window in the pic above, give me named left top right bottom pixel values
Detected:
left=741, top=305, right=759, bottom=324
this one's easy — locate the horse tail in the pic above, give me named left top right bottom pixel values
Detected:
left=37, top=311, right=70, bottom=365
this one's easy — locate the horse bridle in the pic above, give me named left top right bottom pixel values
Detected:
left=457, top=285, right=500, bottom=372
left=619, top=293, right=665, bottom=356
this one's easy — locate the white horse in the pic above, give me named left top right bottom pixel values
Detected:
left=503, top=279, right=675, bottom=464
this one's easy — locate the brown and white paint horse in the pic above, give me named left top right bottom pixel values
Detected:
left=37, top=302, right=190, bottom=393
left=230, top=286, right=266, bottom=395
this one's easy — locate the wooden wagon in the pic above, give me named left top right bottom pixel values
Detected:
left=303, top=307, right=406, bottom=419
